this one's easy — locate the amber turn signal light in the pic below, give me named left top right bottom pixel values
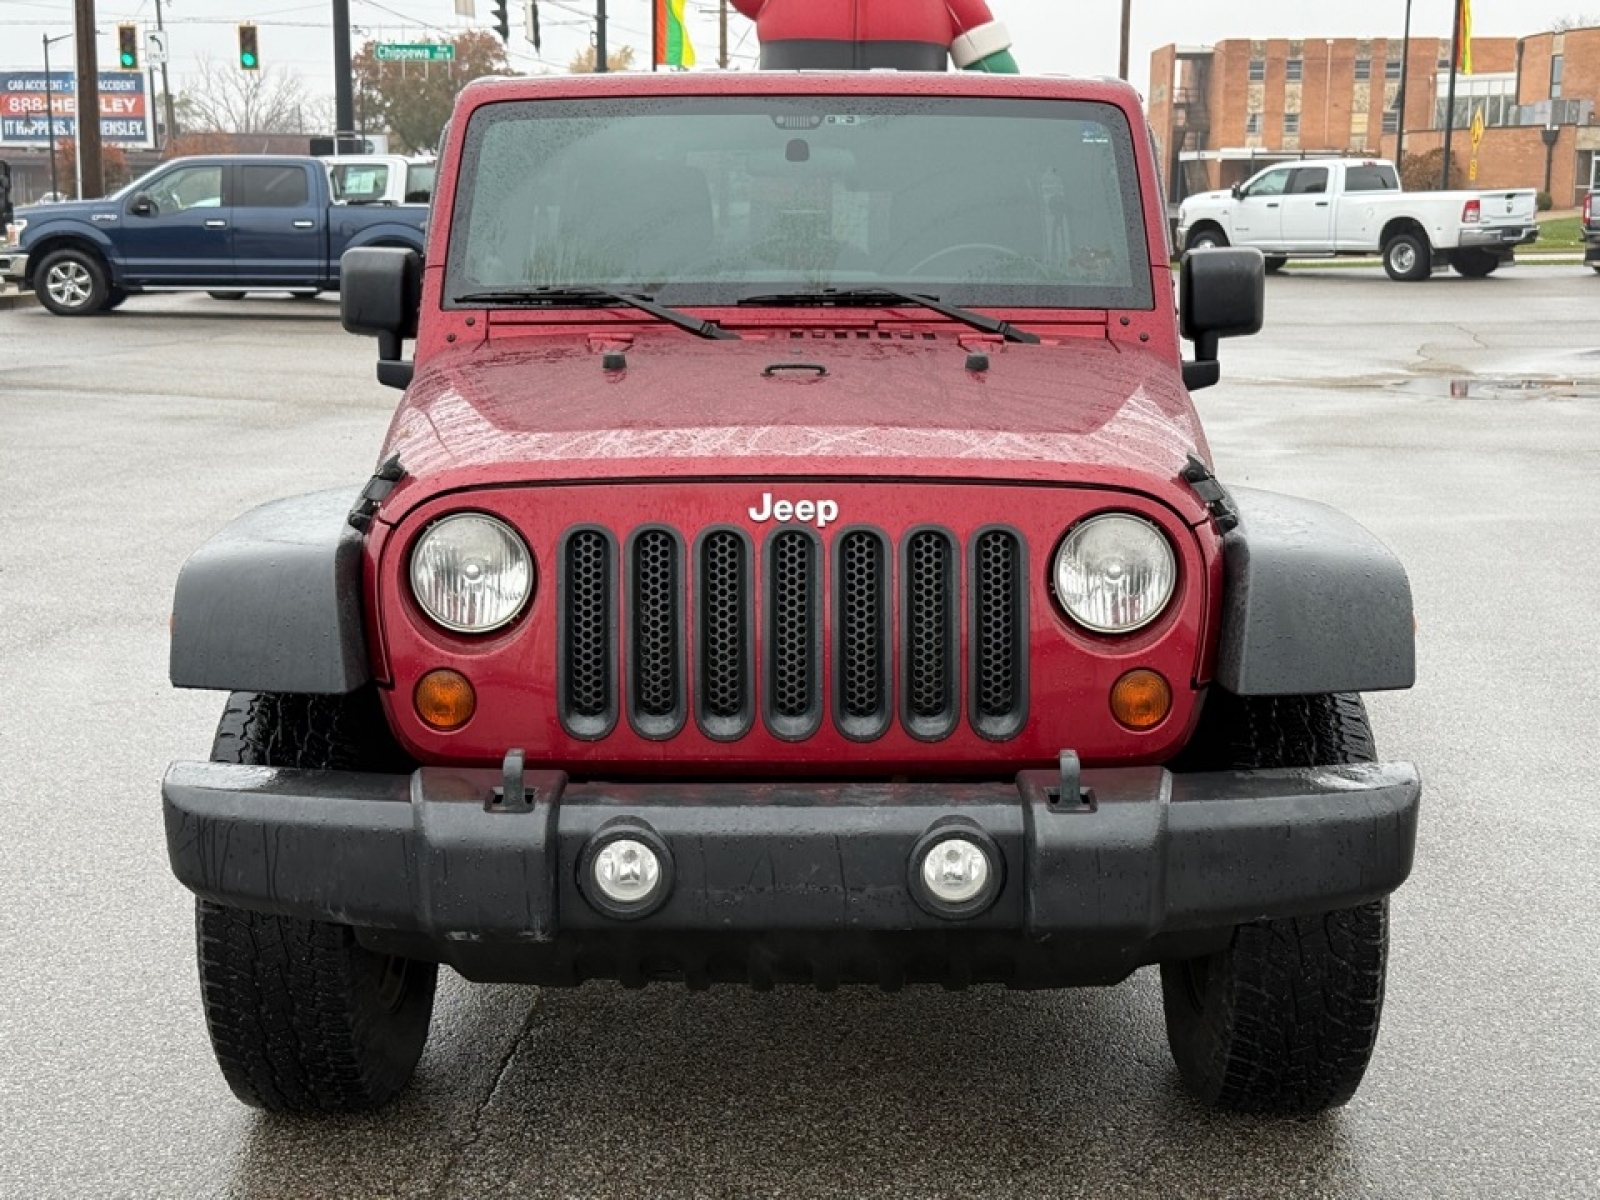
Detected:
left=415, top=669, right=476, bottom=730
left=1110, top=669, right=1171, bottom=730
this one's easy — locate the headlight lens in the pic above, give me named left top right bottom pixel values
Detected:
left=410, top=513, right=532, bottom=633
left=3, top=219, right=25, bottom=246
left=1053, top=513, right=1177, bottom=634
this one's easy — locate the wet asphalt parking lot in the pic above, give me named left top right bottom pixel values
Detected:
left=1, top=265, right=1598, bottom=1199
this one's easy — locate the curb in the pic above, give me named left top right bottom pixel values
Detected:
left=0, top=287, right=39, bottom=311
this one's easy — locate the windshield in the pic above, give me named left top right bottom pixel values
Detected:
left=446, top=96, right=1153, bottom=310
left=329, top=162, right=391, bottom=203
left=405, top=160, right=436, bottom=203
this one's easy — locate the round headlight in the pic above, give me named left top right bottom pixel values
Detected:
left=410, top=513, right=532, bottom=633
left=1054, top=513, right=1176, bottom=634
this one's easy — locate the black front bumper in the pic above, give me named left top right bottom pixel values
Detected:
left=163, top=760, right=1420, bottom=988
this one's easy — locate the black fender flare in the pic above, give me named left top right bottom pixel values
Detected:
left=170, top=489, right=369, bottom=694
left=1215, top=488, right=1415, bottom=696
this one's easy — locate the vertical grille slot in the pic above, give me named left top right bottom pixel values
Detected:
left=559, top=527, right=617, bottom=739
left=695, top=528, right=754, bottom=740
left=764, top=529, right=822, bottom=740
left=970, top=527, right=1027, bottom=740
left=627, top=527, right=685, bottom=739
left=833, top=529, right=890, bottom=741
left=901, top=528, right=958, bottom=741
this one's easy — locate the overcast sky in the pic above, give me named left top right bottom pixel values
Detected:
left=3, top=0, right=1593, bottom=108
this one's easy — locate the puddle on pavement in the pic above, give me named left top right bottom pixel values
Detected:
left=1389, top=375, right=1600, bottom=400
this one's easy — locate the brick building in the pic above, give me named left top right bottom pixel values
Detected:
left=1149, top=26, right=1600, bottom=210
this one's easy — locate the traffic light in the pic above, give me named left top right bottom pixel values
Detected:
left=492, top=1, right=510, bottom=43
left=237, top=23, right=259, bottom=70
left=117, top=24, right=139, bottom=71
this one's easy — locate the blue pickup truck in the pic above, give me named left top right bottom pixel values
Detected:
left=0, top=155, right=427, bottom=315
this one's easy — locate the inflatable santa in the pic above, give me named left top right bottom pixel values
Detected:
left=729, top=0, right=1019, bottom=73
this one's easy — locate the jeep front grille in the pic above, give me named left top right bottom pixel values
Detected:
left=559, top=528, right=616, bottom=739
left=557, top=524, right=1025, bottom=742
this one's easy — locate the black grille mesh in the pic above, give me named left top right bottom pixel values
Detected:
left=839, top=531, right=885, bottom=720
left=631, top=530, right=678, bottom=719
left=557, top=522, right=1024, bottom=742
left=700, top=531, right=747, bottom=720
left=770, top=531, right=815, bottom=720
left=906, top=530, right=954, bottom=721
left=564, top=530, right=611, bottom=718
left=975, top=529, right=1022, bottom=719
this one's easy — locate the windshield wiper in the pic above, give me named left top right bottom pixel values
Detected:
left=452, top=286, right=739, bottom=341
left=737, top=287, right=1040, bottom=344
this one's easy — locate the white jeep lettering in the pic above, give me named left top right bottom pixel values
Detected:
left=747, top=493, right=840, bottom=529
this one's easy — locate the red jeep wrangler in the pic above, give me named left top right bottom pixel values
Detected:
left=163, top=72, right=1420, bottom=1116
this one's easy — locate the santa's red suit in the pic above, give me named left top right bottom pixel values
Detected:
left=729, top=0, right=1018, bottom=73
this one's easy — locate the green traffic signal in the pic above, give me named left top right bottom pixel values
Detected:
left=238, top=24, right=259, bottom=70
left=117, top=24, right=139, bottom=70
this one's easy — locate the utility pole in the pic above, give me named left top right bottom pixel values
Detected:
left=154, top=0, right=176, bottom=149
left=1441, top=0, right=1462, bottom=188
left=1393, top=0, right=1412, bottom=165
left=333, top=0, right=356, bottom=149
left=1118, top=0, right=1131, bottom=81
left=73, top=0, right=103, bottom=198
left=596, top=0, right=608, bottom=73
left=720, top=0, right=729, bottom=69
left=42, top=33, right=70, bottom=198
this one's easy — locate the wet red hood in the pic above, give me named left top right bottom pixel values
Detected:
left=379, top=328, right=1211, bottom=521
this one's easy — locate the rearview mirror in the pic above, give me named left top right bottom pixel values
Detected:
left=1179, top=247, right=1264, bottom=391
left=1230, top=182, right=1243, bottom=200
left=130, top=193, right=153, bottom=216
left=341, top=246, right=421, bottom=389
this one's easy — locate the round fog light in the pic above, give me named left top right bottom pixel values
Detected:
left=909, top=826, right=1002, bottom=920
left=581, top=827, right=673, bottom=920
left=594, top=839, right=661, bottom=905
left=923, top=839, right=990, bottom=905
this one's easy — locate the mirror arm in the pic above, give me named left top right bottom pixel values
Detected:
left=375, top=330, right=413, bottom=390
left=1182, top=332, right=1222, bottom=392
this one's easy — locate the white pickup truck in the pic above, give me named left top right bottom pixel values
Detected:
left=323, top=155, right=436, bottom=206
left=1177, top=158, right=1538, bottom=281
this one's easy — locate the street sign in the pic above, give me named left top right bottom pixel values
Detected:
left=374, top=43, right=456, bottom=62
left=147, top=29, right=169, bottom=66
left=1470, top=109, right=1486, bottom=151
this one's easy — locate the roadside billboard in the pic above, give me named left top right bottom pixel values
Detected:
left=0, top=71, right=154, bottom=148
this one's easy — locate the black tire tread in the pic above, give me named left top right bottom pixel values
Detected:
left=199, top=689, right=433, bottom=1113
left=198, top=900, right=435, bottom=1112
left=1162, top=691, right=1389, bottom=1115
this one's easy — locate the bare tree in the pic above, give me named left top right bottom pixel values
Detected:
left=174, top=54, right=327, bottom=135
left=1550, top=14, right=1600, bottom=29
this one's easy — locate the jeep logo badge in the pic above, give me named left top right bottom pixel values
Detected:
left=748, top=492, right=839, bottom=529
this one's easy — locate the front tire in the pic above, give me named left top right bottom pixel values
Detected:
left=1383, top=233, right=1432, bottom=281
left=196, top=691, right=435, bottom=1113
left=1187, top=226, right=1228, bottom=252
left=35, top=248, right=109, bottom=315
left=1161, top=692, right=1390, bottom=1115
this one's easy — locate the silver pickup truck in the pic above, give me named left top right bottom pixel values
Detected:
left=1178, top=157, right=1538, bottom=281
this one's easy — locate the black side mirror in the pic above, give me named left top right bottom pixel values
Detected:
left=130, top=193, right=153, bottom=216
left=341, top=246, right=421, bottom=389
left=1230, top=182, right=1243, bottom=200
left=1179, top=247, right=1264, bottom=391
